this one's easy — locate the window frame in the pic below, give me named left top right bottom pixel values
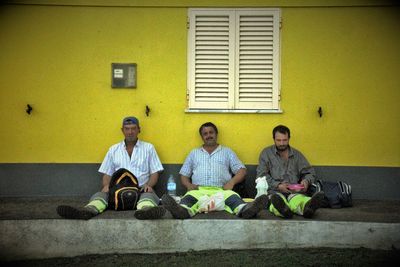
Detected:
left=186, top=8, right=282, bottom=113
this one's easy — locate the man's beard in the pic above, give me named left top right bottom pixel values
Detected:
left=205, top=138, right=216, bottom=146
left=276, top=145, right=288, bottom=152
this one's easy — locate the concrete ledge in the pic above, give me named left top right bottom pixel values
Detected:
left=1, top=219, right=399, bottom=261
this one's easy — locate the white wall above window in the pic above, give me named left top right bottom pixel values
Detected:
left=187, top=8, right=281, bottom=113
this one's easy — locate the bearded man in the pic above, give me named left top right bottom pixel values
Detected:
left=256, top=125, right=324, bottom=219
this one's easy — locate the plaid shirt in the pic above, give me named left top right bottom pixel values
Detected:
left=179, top=145, right=245, bottom=187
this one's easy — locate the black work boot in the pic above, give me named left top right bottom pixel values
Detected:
left=240, top=194, right=269, bottom=219
left=134, top=206, right=166, bottom=220
left=56, top=205, right=96, bottom=220
left=270, top=194, right=293, bottom=219
left=303, top=191, right=325, bottom=218
left=161, top=194, right=191, bottom=219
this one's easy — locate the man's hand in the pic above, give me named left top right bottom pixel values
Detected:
left=186, top=183, right=199, bottom=191
left=142, top=184, right=154, bottom=193
left=223, top=168, right=246, bottom=190
left=181, top=175, right=199, bottom=191
left=223, top=180, right=235, bottom=190
left=300, top=179, right=309, bottom=193
left=277, top=182, right=291, bottom=194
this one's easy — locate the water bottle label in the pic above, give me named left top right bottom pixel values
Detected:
left=167, top=182, right=176, bottom=191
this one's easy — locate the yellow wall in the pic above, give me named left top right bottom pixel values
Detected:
left=0, top=1, right=399, bottom=166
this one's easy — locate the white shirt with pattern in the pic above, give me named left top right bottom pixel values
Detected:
left=99, top=140, right=164, bottom=187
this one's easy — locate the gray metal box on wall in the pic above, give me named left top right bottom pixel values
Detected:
left=111, top=63, right=137, bottom=88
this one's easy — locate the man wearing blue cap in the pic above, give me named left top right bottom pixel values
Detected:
left=57, top=116, right=165, bottom=220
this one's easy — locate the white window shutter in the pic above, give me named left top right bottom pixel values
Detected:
left=235, top=10, right=280, bottom=110
left=188, top=9, right=280, bottom=111
left=188, top=10, right=235, bottom=109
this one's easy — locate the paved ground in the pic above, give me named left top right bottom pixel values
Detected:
left=2, top=248, right=400, bottom=267
left=1, top=197, right=400, bottom=222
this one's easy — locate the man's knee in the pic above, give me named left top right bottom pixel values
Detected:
left=139, top=192, right=160, bottom=205
left=225, top=193, right=245, bottom=211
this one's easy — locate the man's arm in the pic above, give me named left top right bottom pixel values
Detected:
left=181, top=175, right=199, bottom=191
left=143, top=144, right=164, bottom=193
left=223, top=167, right=246, bottom=190
left=256, top=149, right=281, bottom=191
left=297, top=151, right=316, bottom=192
left=256, top=150, right=268, bottom=178
left=224, top=148, right=247, bottom=190
left=142, top=172, right=159, bottom=193
left=179, top=150, right=198, bottom=191
left=101, top=174, right=112, bottom=192
left=99, top=146, right=116, bottom=193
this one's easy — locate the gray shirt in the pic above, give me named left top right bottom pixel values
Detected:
left=256, top=145, right=316, bottom=191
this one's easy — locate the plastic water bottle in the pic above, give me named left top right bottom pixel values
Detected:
left=167, top=174, right=177, bottom=197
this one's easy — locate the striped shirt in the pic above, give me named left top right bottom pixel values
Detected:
left=99, top=140, right=164, bottom=187
left=179, top=145, right=245, bottom=187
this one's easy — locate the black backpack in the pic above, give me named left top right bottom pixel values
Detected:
left=310, top=180, right=353, bottom=208
left=108, top=168, right=140, bottom=211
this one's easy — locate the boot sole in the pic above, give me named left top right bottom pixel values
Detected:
left=303, top=191, right=325, bottom=218
left=56, top=205, right=94, bottom=220
left=161, top=194, right=190, bottom=219
left=134, top=206, right=166, bottom=220
left=241, top=194, right=269, bottom=219
left=270, top=194, right=293, bottom=219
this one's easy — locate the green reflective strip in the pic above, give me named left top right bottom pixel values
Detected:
left=86, top=198, right=107, bottom=213
left=269, top=203, right=284, bottom=217
left=137, top=199, right=156, bottom=209
left=185, top=186, right=221, bottom=198
left=183, top=186, right=239, bottom=215
left=234, top=203, right=246, bottom=215
left=269, top=193, right=288, bottom=217
left=287, top=194, right=311, bottom=215
left=181, top=204, right=196, bottom=217
left=269, top=193, right=312, bottom=217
